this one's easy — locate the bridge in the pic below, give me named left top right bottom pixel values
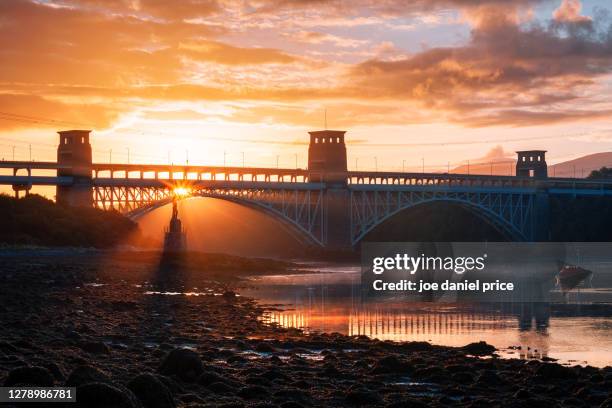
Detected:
left=2, top=129, right=612, bottom=249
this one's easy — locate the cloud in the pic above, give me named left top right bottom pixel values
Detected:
left=553, top=0, right=591, bottom=24
left=288, top=31, right=368, bottom=48
left=1, top=0, right=612, bottom=132
left=55, top=0, right=221, bottom=20
left=346, top=4, right=612, bottom=126
left=482, top=145, right=512, bottom=159
left=0, top=94, right=121, bottom=130
left=246, top=0, right=546, bottom=17
left=179, top=41, right=297, bottom=64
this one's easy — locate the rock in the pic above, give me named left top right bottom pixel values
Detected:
left=158, top=348, right=204, bottom=382
left=452, top=372, right=474, bottom=383
left=227, top=355, right=247, bottom=365
left=43, top=362, right=65, bottom=382
left=245, top=375, right=271, bottom=387
left=386, top=398, right=428, bottom=408
left=0, top=341, right=18, bottom=353
left=370, top=355, right=410, bottom=374
left=79, top=341, right=110, bottom=354
left=67, top=365, right=110, bottom=387
left=476, top=370, right=504, bottom=386
left=127, top=373, right=175, bottom=408
left=514, top=389, right=530, bottom=399
left=75, top=382, right=140, bottom=408
left=254, top=342, right=275, bottom=353
left=207, top=381, right=234, bottom=394
left=600, top=397, right=612, bottom=408
left=344, top=389, right=382, bottom=405
left=401, top=341, right=433, bottom=352
left=462, top=341, right=496, bottom=356
left=237, top=385, right=269, bottom=400
left=198, top=370, right=228, bottom=386
left=179, top=393, right=207, bottom=404
left=4, top=366, right=54, bottom=386
left=280, top=402, right=305, bottom=408
left=110, top=300, right=138, bottom=311
left=535, top=363, right=577, bottom=380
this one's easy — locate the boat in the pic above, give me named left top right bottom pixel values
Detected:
left=556, top=263, right=592, bottom=293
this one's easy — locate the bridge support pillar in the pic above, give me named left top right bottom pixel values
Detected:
left=323, top=188, right=352, bottom=250
left=56, top=130, right=93, bottom=207
left=534, top=189, right=550, bottom=241
left=307, top=129, right=353, bottom=250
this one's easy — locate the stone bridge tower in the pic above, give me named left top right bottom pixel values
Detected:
left=516, top=150, right=547, bottom=179
left=308, top=130, right=347, bottom=184
left=308, top=130, right=352, bottom=250
left=56, top=130, right=93, bottom=207
left=515, top=150, right=550, bottom=241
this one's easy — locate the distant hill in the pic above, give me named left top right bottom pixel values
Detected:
left=452, top=152, right=612, bottom=178
left=549, top=152, right=612, bottom=178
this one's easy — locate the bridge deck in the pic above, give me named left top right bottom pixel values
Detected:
left=2, top=160, right=612, bottom=194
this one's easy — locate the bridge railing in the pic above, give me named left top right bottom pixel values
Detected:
left=91, top=164, right=311, bottom=183
left=346, top=171, right=612, bottom=192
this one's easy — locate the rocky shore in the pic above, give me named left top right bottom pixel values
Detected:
left=0, top=251, right=611, bottom=407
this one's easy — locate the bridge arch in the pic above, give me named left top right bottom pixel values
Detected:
left=351, top=192, right=532, bottom=245
left=127, top=190, right=325, bottom=247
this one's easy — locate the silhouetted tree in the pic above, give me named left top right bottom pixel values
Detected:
left=587, top=167, right=612, bottom=179
left=0, top=194, right=141, bottom=247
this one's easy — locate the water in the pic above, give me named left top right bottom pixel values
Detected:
left=241, top=265, right=612, bottom=367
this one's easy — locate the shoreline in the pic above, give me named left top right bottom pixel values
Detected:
left=0, top=252, right=611, bottom=407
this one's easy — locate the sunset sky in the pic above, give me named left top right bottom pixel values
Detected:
left=2, top=0, right=612, bottom=173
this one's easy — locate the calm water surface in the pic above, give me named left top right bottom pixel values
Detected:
left=242, top=265, right=612, bottom=367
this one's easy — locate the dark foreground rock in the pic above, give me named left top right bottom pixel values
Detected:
left=0, top=252, right=610, bottom=407
left=158, top=349, right=204, bottom=382
left=127, top=373, right=175, bottom=408
left=75, top=382, right=141, bottom=408
left=4, top=366, right=54, bottom=386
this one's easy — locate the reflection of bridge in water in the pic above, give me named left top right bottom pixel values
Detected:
left=263, top=302, right=550, bottom=343
left=263, top=301, right=557, bottom=361
left=3, top=129, right=612, bottom=248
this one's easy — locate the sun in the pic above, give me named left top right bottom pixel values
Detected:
left=173, top=187, right=191, bottom=197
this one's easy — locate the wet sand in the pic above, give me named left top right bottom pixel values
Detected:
left=0, top=250, right=611, bottom=407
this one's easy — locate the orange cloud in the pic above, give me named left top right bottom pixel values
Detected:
left=0, top=94, right=120, bottom=130
left=553, top=0, right=591, bottom=24
left=1, top=0, right=611, bottom=133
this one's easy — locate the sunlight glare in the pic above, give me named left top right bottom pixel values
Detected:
left=173, top=187, right=191, bottom=197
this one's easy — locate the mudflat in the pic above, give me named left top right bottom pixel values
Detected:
left=0, top=250, right=610, bottom=407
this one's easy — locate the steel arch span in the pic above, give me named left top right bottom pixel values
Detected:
left=123, top=186, right=327, bottom=247
left=349, top=189, right=537, bottom=245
